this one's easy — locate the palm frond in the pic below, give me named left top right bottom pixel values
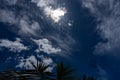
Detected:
left=56, top=62, right=77, bottom=80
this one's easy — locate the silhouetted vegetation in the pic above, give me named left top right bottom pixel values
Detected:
left=0, top=61, right=96, bottom=80
left=82, top=74, right=96, bottom=80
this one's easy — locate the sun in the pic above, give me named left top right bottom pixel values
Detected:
left=51, top=8, right=67, bottom=23
left=44, top=7, right=67, bottom=23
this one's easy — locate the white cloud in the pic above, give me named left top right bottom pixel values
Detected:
left=31, top=0, right=67, bottom=23
left=16, top=55, right=54, bottom=72
left=0, top=1, right=75, bottom=55
left=0, top=9, right=41, bottom=35
left=81, top=0, right=120, bottom=55
left=38, top=55, right=54, bottom=72
left=94, top=17, right=120, bottom=55
left=97, top=66, right=108, bottom=80
left=68, top=20, right=73, bottom=26
left=44, top=7, right=67, bottom=23
left=81, top=0, right=115, bottom=19
left=0, top=9, right=41, bottom=36
left=32, top=38, right=61, bottom=54
left=5, top=0, right=18, bottom=5
left=31, top=0, right=56, bottom=8
left=16, top=56, right=37, bottom=69
left=0, top=9, right=18, bottom=24
left=38, top=55, right=53, bottom=65
left=0, top=38, right=29, bottom=53
left=18, top=16, right=41, bottom=36
left=49, top=35, right=75, bottom=54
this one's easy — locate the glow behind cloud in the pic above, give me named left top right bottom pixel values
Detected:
left=31, top=0, right=67, bottom=23
left=44, top=7, right=67, bottom=23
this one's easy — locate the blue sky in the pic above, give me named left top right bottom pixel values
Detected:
left=0, top=0, right=120, bottom=80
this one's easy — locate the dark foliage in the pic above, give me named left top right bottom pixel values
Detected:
left=0, top=61, right=95, bottom=80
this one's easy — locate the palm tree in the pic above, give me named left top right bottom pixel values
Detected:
left=55, top=62, right=78, bottom=80
left=83, top=74, right=87, bottom=80
left=29, top=61, right=54, bottom=80
left=82, top=74, right=96, bottom=80
left=2, top=69, right=28, bottom=80
left=87, top=77, right=95, bottom=80
left=0, top=72, right=8, bottom=80
left=2, top=61, right=53, bottom=80
left=17, top=61, right=54, bottom=80
left=1, top=61, right=96, bottom=80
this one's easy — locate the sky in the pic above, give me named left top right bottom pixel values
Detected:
left=0, top=0, right=120, bottom=80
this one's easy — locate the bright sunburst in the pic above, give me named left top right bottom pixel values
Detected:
left=44, top=7, right=67, bottom=23
left=51, top=8, right=66, bottom=23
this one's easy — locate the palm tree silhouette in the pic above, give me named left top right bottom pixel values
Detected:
left=55, top=62, right=78, bottom=80
left=29, top=61, right=54, bottom=80
left=17, top=61, right=54, bottom=80
left=0, top=61, right=96, bottom=80
left=2, top=61, right=53, bottom=80
left=82, top=74, right=96, bottom=80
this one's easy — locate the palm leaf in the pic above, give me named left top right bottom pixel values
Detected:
left=56, top=62, right=77, bottom=80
